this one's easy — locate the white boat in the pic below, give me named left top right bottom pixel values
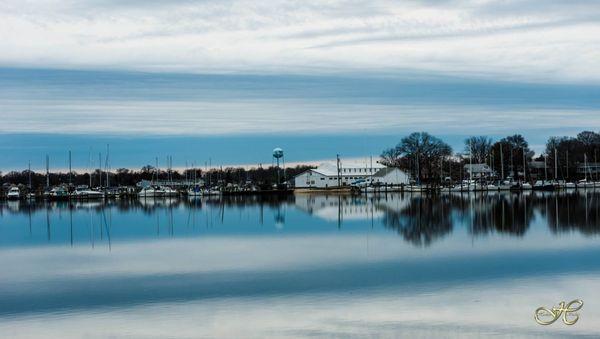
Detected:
left=497, top=180, right=513, bottom=191
left=7, top=187, right=21, bottom=200
left=138, top=186, right=165, bottom=198
left=405, top=185, right=424, bottom=192
left=486, top=184, right=498, bottom=191
left=188, top=185, right=203, bottom=197
left=48, top=186, right=69, bottom=200
left=161, top=186, right=179, bottom=197
left=564, top=182, right=576, bottom=189
left=73, top=188, right=104, bottom=199
left=203, top=188, right=222, bottom=196
left=577, top=179, right=595, bottom=189
left=533, top=180, right=555, bottom=191
left=521, top=182, right=533, bottom=190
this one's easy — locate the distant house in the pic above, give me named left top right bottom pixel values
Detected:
left=464, top=164, right=494, bottom=179
left=293, top=161, right=410, bottom=188
left=577, top=162, right=600, bottom=175
left=528, top=161, right=547, bottom=180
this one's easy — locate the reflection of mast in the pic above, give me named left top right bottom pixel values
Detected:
left=101, top=208, right=112, bottom=251
left=338, top=195, right=342, bottom=229
left=28, top=203, right=32, bottom=236
left=46, top=206, right=51, bottom=241
left=70, top=204, right=73, bottom=247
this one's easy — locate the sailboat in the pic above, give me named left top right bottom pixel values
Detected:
left=533, top=154, right=555, bottom=191
left=578, top=154, right=595, bottom=189
left=187, top=164, right=204, bottom=197
left=26, top=162, right=36, bottom=200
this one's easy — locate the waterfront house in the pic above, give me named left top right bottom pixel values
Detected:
left=464, top=164, right=494, bottom=180
left=577, top=162, right=600, bottom=175
left=293, top=161, right=409, bottom=188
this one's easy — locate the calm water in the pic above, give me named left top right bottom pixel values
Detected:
left=1, top=191, right=599, bottom=338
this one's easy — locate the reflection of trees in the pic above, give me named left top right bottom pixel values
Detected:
left=540, top=191, right=600, bottom=235
left=381, top=195, right=453, bottom=247
left=0, top=194, right=296, bottom=215
left=469, top=193, right=533, bottom=236
left=4, top=192, right=600, bottom=244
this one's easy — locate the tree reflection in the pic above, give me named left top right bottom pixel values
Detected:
left=381, top=195, right=453, bottom=247
left=2, top=191, right=600, bottom=247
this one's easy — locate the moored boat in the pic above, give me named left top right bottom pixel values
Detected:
left=138, top=186, right=165, bottom=198
left=7, top=187, right=21, bottom=200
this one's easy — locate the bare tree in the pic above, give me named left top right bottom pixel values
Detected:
left=381, top=132, right=452, bottom=182
left=464, top=136, right=493, bottom=164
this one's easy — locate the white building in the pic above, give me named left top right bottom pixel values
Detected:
left=293, top=161, right=410, bottom=188
left=464, top=164, right=494, bottom=179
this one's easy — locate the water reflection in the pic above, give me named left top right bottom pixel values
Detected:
left=1, top=191, right=600, bottom=248
left=2, top=192, right=600, bottom=337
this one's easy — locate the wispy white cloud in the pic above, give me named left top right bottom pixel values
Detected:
left=1, top=0, right=600, bottom=82
left=1, top=98, right=598, bottom=136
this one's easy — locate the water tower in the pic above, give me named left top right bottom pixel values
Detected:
left=272, top=147, right=285, bottom=186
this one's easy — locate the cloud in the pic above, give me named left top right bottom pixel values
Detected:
left=1, top=0, right=600, bottom=82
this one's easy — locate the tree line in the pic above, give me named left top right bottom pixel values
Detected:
left=380, top=131, right=600, bottom=183
left=0, top=165, right=313, bottom=191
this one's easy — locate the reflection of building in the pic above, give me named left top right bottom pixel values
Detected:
left=294, top=194, right=413, bottom=222
left=294, top=195, right=384, bottom=221
left=293, top=162, right=409, bottom=188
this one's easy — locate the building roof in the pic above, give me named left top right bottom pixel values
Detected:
left=464, top=164, right=493, bottom=173
left=372, top=167, right=398, bottom=177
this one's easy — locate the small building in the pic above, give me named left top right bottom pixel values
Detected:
left=293, top=161, right=410, bottom=188
left=577, top=162, right=600, bottom=175
left=528, top=161, right=547, bottom=180
left=464, top=164, right=494, bottom=179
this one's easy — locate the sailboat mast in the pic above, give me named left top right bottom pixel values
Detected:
left=469, top=139, right=473, bottom=181
left=106, top=144, right=110, bottom=188
left=155, top=157, right=159, bottom=184
left=566, top=150, right=569, bottom=180
left=554, top=148, right=558, bottom=181
left=522, top=147, right=526, bottom=183
left=98, top=153, right=102, bottom=187
left=46, top=155, right=50, bottom=188
left=544, top=154, right=548, bottom=182
left=585, top=154, right=588, bottom=181
left=500, top=143, right=504, bottom=180
left=68, top=150, right=72, bottom=187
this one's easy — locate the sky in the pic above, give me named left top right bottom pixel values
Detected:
left=1, top=0, right=600, bottom=170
